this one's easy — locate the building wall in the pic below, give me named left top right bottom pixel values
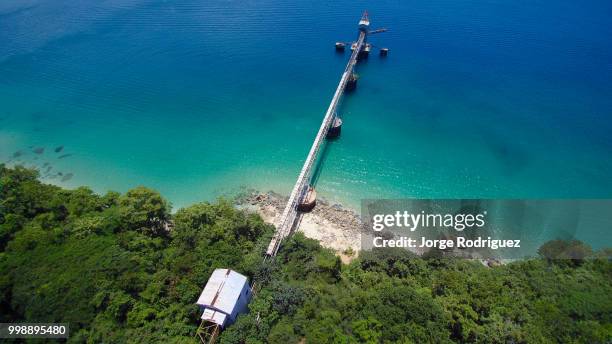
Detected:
left=228, top=281, right=252, bottom=324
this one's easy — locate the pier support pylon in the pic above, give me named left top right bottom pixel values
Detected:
left=327, top=117, right=342, bottom=138
left=347, top=73, right=358, bottom=91
left=297, top=186, right=317, bottom=212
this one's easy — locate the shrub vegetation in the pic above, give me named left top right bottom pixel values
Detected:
left=1, top=165, right=610, bottom=343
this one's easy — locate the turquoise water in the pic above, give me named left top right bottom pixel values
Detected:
left=1, top=0, right=612, bottom=210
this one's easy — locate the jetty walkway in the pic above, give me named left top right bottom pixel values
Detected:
left=266, top=12, right=385, bottom=257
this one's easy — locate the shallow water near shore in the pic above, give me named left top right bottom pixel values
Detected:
left=2, top=0, right=612, bottom=221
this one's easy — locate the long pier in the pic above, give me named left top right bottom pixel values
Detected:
left=266, top=16, right=371, bottom=256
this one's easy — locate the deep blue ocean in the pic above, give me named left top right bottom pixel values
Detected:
left=2, top=0, right=612, bottom=211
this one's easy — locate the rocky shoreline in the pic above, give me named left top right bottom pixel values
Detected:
left=236, top=190, right=363, bottom=261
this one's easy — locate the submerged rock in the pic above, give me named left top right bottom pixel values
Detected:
left=32, top=147, right=44, bottom=154
left=54, top=145, right=64, bottom=153
left=30, top=112, right=44, bottom=122
left=61, top=173, right=74, bottom=182
left=58, top=154, right=72, bottom=159
left=12, top=150, right=23, bottom=158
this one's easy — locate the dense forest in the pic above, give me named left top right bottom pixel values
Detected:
left=1, top=164, right=610, bottom=343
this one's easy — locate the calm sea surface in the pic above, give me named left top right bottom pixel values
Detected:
left=2, top=0, right=612, bottom=212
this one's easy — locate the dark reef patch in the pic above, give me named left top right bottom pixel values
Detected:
left=61, top=173, right=74, bottom=182
left=32, top=147, right=44, bottom=154
left=30, top=112, right=45, bottom=122
left=481, top=129, right=531, bottom=175
left=54, top=146, right=64, bottom=153
left=58, top=154, right=72, bottom=159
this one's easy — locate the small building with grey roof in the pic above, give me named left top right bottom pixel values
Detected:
left=196, top=268, right=252, bottom=328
